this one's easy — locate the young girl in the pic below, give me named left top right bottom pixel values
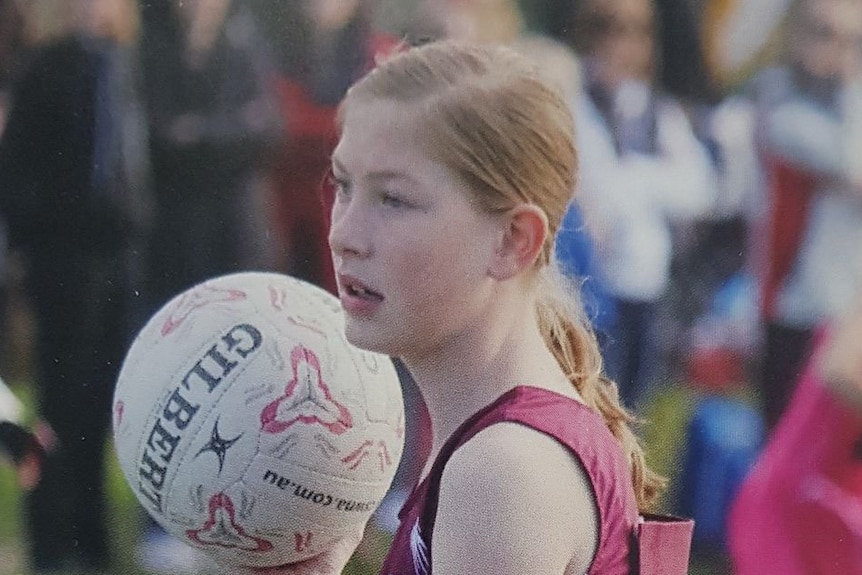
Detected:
left=249, top=39, right=670, bottom=575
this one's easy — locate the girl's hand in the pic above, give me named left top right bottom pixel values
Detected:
left=234, top=528, right=365, bottom=575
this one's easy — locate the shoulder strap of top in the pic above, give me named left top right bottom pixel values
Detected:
left=636, top=514, right=694, bottom=575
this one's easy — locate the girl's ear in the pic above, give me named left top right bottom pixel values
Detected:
left=488, top=204, right=549, bottom=281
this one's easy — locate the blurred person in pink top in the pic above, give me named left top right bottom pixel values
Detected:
left=728, top=284, right=862, bottom=574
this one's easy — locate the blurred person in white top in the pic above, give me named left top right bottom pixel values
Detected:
left=562, top=0, right=716, bottom=406
left=750, top=0, right=862, bottom=430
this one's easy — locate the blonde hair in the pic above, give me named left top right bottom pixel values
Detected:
left=340, top=40, right=664, bottom=510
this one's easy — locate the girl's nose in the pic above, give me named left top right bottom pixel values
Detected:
left=328, top=198, right=372, bottom=259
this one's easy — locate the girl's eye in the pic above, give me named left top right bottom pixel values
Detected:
left=329, top=174, right=350, bottom=199
left=382, top=192, right=407, bottom=208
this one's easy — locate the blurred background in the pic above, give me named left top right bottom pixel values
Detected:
left=1, top=0, right=860, bottom=573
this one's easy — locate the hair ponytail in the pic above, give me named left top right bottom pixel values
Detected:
left=536, top=267, right=665, bottom=511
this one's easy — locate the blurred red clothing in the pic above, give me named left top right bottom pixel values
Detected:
left=758, top=155, right=816, bottom=321
left=268, top=35, right=400, bottom=295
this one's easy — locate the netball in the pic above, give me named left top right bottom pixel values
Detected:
left=112, top=272, right=405, bottom=568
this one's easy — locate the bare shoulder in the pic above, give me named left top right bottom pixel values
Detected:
left=433, top=422, right=598, bottom=575
left=449, top=422, right=594, bottom=490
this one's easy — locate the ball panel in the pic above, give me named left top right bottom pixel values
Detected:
left=177, top=488, right=342, bottom=566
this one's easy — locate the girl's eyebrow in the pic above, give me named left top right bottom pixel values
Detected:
left=366, top=171, right=418, bottom=186
left=331, top=157, right=419, bottom=186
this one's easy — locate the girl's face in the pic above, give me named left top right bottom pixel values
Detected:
left=329, top=100, right=503, bottom=359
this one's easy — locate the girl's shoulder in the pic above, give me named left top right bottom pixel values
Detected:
left=448, top=418, right=595, bottom=489
left=400, top=386, right=639, bottom=574
left=445, top=385, right=633, bottom=487
left=434, top=421, right=598, bottom=575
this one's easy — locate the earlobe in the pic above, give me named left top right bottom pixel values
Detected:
left=488, top=205, right=549, bottom=281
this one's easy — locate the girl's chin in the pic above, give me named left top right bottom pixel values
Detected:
left=343, top=322, right=395, bottom=356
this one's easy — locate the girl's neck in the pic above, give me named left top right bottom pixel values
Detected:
left=403, top=311, right=574, bottom=475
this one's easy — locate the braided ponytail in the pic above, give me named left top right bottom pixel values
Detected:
left=536, top=267, right=665, bottom=510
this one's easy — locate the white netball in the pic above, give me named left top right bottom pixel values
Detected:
left=112, top=272, right=405, bottom=568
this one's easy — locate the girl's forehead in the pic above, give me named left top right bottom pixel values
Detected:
left=342, top=98, right=422, bottom=134
left=335, top=100, right=430, bottom=168
left=334, top=107, right=469, bottom=198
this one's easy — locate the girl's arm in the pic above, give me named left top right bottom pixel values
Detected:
left=433, top=422, right=598, bottom=575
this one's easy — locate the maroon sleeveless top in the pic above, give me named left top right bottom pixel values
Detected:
left=379, top=385, right=640, bottom=575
